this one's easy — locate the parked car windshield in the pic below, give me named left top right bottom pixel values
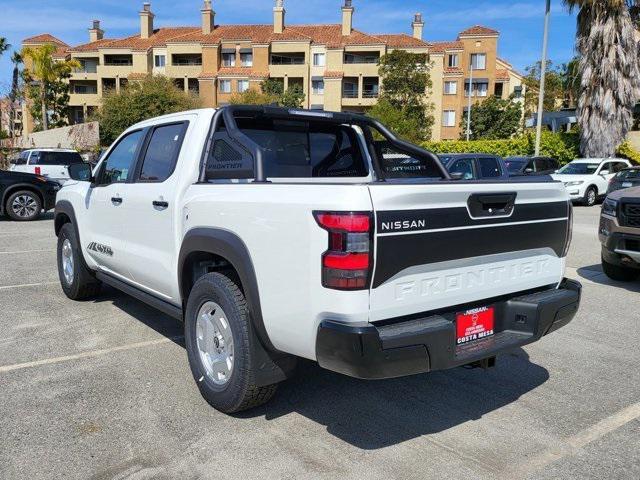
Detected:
left=615, top=169, right=640, bottom=180
left=556, top=163, right=599, bottom=175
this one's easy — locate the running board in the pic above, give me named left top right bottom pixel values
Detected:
left=95, top=272, right=183, bottom=321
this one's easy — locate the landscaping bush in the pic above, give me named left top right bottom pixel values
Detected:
left=422, top=131, right=581, bottom=165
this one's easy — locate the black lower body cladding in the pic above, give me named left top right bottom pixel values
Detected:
left=316, top=279, right=581, bottom=380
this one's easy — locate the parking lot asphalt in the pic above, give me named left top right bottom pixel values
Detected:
left=0, top=207, right=639, bottom=480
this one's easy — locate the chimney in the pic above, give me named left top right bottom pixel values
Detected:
left=140, top=2, right=154, bottom=39
left=89, top=20, right=104, bottom=43
left=273, top=0, right=285, bottom=34
left=412, top=13, right=424, bottom=40
left=342, top=0, right=354, bottom=36
left=201, top=0, right=215, bottom=35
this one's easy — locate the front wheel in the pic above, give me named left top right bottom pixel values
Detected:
left=5, top=190, right=42, bottom=221
left=185, top=272, right=278, bottom=413
left=602, top=255, right=639, bottom=282
left=583, top=187, right=597, bottom=207
left=57, top=223, right=102, bottom=300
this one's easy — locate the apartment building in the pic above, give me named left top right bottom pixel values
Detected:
left=20, top=0, right=524, bottom=141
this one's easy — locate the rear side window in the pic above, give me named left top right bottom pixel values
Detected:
left=137, top=123, right=187, bottom=182
left=235, top=117, right=368, bottom=178
left=449, top=158, right=475, bottom=180
left=375, top=141, right=443, bottom=179
left=477, top=157, right=502, bottom=178
left=35, top=152, right=84, bottom=166
left=98, top=130, right=144, bottom=185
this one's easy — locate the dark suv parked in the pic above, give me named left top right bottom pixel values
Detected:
left=0, top=170, right=60, bottom=221
left=607, top=167, right=640, bottom=195
left=504, top=156, right=560, bottom=176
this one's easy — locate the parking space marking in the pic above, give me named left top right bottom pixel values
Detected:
left=506, top=402, right=640, bottom=478
left=0, top=249, right=53, bottom=255
left=0, top=336, right=184, bottom=374
left=0, top=281, right=59, bottom=290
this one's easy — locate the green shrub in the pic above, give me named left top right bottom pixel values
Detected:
left=616, top=141, right=640, bottom=165
left=422, top=131, right=581, bottom=165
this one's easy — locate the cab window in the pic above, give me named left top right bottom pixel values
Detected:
left=477, top=157, right=502, bottom=178
left=97, top=130, right=144, bottom=185
left=449, top=158, right=475, bottom=180
left=137, top=122, right=187, bottom=183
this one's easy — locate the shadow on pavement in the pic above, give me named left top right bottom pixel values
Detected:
left=91, top=285, right=185, bottom=348
left=245, top=351, right=549, bottom=450
left=577, top=265, right=640, bottom=293
left=0, top=211, right=55, bottom=223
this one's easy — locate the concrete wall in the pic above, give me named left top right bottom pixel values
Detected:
left=1, top=122, right=100, bottom=150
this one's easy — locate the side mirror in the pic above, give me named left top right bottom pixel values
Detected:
left=450, top=172, right=465, bottom=181
left=68, top=163, right=93, bottom=182
left=9, top=159, right=17, bottom=165
left=600, top=170, right=610, bottom=176
left=524, top=168, right=534, bottom=174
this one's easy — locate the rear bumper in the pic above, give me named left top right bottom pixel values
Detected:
left=316, top=279, right=581, bottom=380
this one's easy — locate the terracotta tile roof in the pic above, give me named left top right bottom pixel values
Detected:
left=174, top=24, right=311, bottom=44
left=215, top=67, right=268, bottom=78
left=444, top=67, right=463, bottom=75
left=23, top=33, right=69, bottom=47
left=102, top=27, right=200, bottom=51
left=198, top=72, right=217, bottom=79
left=69, top=39, right=117, bottom=53
left=429, top=41, right=464, bottom=53
left=375, top=34, right=428, bottom=48
left=52, top=47, right=70, bottom=59
left=323, top=71, right=344, bottom=79
left=458, top=25, right=499, bottom=37
left=496, top=69, right=510, bottom=81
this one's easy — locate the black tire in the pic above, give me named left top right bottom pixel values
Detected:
left=185, top=272, right=278, bottom=413
left=5, top=190, right=42, bottom=221
left=602, top=255, right=640, bottom=282
left=57, top=223, right=102, bottom=300
left=583, top=186, right=597, bottom=207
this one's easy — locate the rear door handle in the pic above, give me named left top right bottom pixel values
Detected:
left=111, top=197, right=123, bottom=205
left=153, top=200, right=169, bottom=209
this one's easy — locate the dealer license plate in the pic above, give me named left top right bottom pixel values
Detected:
left=456, top=306, right=495, bottom=345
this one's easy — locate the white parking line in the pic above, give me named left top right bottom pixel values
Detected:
left=0, top=336, right=184, bottom=374
left=0, top=249, right=53, bottom=255
left=0, top=281, right=59, bottom=290
left=506, top=402, right=640, bottom=478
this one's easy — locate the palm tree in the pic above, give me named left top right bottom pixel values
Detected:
left=0, top=37, right=10, bottom=57
left=564, top=0, right=640, bottom=157
left=9, top=51, right=23, bottom=137
left=21, top=44, right=58, bottom=131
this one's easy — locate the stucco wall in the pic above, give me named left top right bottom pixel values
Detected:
left=1, top=122, right=100, bottom=150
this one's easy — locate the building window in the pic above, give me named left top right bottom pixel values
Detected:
left=240, top=52, right=253, bottom=67
left=513, top=85, right=523, bottom=98
left=222, top=53, right=236, bottom=67
left=443, top=110, right=456, bottom=127
left=154, top=55, right=166, bottom=68
left=313, top=53, right=326, bottom=67
left=219, top=79, right=232, bottom=93
left=270, top=53, right=305, bottom=65
left=238, top=80, right=250, bottom=93
left=464, top=81, right=489, bottom=97
left=312, top=80, right=325, bottom=95
left=448, top=54, right=459, bottom=68
left=470, top=53, right=487, bottom=70
left=73, top=84, right=98, bottom=94
left=444, top=81, right=457, bottom=95
left=495, top=82, right=504, bottom=97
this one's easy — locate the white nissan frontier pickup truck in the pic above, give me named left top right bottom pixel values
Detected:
left=55, top=106, right=581, bottom=413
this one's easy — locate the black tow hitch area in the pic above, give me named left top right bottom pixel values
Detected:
left=464, top=356, right=497, bottom=370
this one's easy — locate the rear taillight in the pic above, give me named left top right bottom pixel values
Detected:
left=35, top=167, right=41, bottom=175
left=314, top=212, right=373, bottom=290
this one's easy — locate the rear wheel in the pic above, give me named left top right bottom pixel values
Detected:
left=602, top=255, right=639, bottom=282
left=185, top=272, right=278, bottom=413
left=5, top=190, right=42, bottom=221
left=57, top=223, right=102, bottom=300
left=583, top=186, right=597, bottom=207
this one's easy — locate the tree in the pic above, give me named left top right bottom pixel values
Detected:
left=8, top=52, right=22, bottom=137
left=97, top=75, right=201, bottom=145
left=561, top=57, right=581, bottom=109
left=564, top=0, right=640, bottom=157
left=370, top=50, right=434, bottom=140
left=279, top=83, right=305, bottom=108
left=460, top=95, right=523, bottom=140
left=261, top=78, right=284, bottom=97
left=229, top=88, right=278, bottom=105
left=22, top=44, right=80, bottom=131
left=0, top=37, right=9, bottom=57
left=523, top=61, right=565, bottom=116
left=230, top=79, right=304, bottom=108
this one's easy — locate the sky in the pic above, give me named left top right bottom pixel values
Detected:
left=0, top=0, right=577, bottom=91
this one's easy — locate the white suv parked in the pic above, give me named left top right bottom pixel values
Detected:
left=552, top=158, right=631, bottom=206
left=10, top=148, right=85, bottom=184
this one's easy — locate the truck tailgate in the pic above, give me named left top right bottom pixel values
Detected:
left=368, top=182, right=570, bottom=322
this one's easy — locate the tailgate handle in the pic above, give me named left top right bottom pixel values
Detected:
left=467, top=192, right=517, bottom=218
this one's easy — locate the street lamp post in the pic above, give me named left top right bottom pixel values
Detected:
left=535, top=0, right=551, bottom=156
left=466, top=62, right=474, bottom=141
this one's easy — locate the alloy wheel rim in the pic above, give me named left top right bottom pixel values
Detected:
left=588, top=190, right=596, bottom=205
left=195, top=301, right=234, bottom=385
left=61, top=239, right=75, bottom=285
left=11, top=194, right=38, bottom=218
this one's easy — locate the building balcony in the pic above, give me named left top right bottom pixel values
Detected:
left=68, top=93, right=101, bottom=107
